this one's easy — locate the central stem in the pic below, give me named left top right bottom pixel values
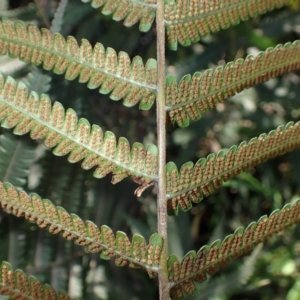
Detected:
left=156, top=0, right=169, bottom=299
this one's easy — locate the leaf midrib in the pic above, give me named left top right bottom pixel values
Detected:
left=165, top=0, right=268, bottom=25
left=166, top=51, right=300, bottom=111
left=0, top=36, right=157, bottom=91
left=169, top=211, right=299, bottom=288
left=0, top=196, right=159, bottom=272
left=167, top=129, right=300, bottom=200
left=0, top=96, right=158, bottom=181
left=130, top=0, right=157, bottom=9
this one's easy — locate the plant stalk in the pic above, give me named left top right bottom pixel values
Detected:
left=156, top=0, right=169, bottom=299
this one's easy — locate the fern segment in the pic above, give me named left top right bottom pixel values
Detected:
left=168, top=199, right=300, bottom=299
left=0, top=133, right=35, bottom=187
left=0, top=75, right=158, bottom=183
left=81, top=0, right=157, bottom=32
left=0, top=262, right=70, bottom=299
left=167, top=122, right=300, bottom=215
left=0, top=18, right=157, bottom=109
left=164, top=0, right=291, bottom=50
left=0, top=182, right=163, bottom=274
left=167, top=40, right=300, bottom=127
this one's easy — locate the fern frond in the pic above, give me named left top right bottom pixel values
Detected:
left=166, top=122, right=300, bottom=215
left=168, top=200, right=300, bottom=299
left=0, top=18, right=157, bottom=109
left=0, top=261, right=70, bottom=299
left=0, top=132, right=35, bottom=187
left=0, top=3, right=37, bottom=19
left=0, top=131, right=35, bottom=270
left=23, top=67, right=52, bottom=94
left=196, top=244, right=262, bottom=300
left=51, top=0, right=68, bottom=33
left=0, top=182, right=163, bottom=275
left=0, top=74, right=158, bottom=183
left=81, top=0, right=157, bottom=32
left=164, top=0, right=291, bottom=50
left=166, top=40, right=300, bottom=127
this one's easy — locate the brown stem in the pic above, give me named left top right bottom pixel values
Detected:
left=156, top=0, right=169, bottom=299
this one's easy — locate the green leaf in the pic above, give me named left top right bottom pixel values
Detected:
left=169, top=200, right=300, bottom=299
left=0, top=74, right=158, bottom=183
left=0, top=261, right=71, bottom=299
left=81, top=0, right=156, bottom=32
left=167, top=122, right=300, bottom=214
left=166, top=41, right=300, bottom=127
left=164, top=0, right=291, bottom=50
left=0, top=181, right=163, bottom=274
left=0, top=18, right=157, bottom=109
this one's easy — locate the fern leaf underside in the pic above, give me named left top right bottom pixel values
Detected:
left=167, top=40, right=300, bottom=127
left=0, top=182, right=163, bottom=276
left=0, top=18, right=157, bottom=109
left=165, top=0, right=291, bottom=50
left=0, top=261, right=70, bottom=300
left=82, top=0, right=157, bottom=32
left=167, top=122, right=300, bottom=215
left=168, top=199, right=300, bottom=299
left=0, top=74, right=158, bottom=183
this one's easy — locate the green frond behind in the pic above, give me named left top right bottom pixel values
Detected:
left=166, top=40, right=300, bottom=127
left=0, top=131, right=36, bottom=271
left=23, top=67, right=52, bottom=94
left=82, top=0, right=157, bottom=32
left=0, top=182, right=163, bottom=276
left=0, top=18, right=157, bottom=109
left=168, top=200, right=300, bottom=299
left=0, top=3, right=37, bottom=19
left=166, top=122, right=300, bottom=215
left=196, top=244, right=262, bottom=299
left=50, top=0, right=68, bottom=33
left=0, top=261, right=70, bottom=299
left=0, top=74, right=158, bottom=183
left=164, top=0, right=291, bottom=50
left=0, top=132, right=35, bottom=187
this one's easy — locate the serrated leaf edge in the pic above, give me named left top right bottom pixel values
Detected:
left=0, top=74, right=158, bottom=182
left=168, top=199, right=300, bottom=299
left=167, top=122, right=300, bottom=214
left=0, top=182, right=163, bottom=273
